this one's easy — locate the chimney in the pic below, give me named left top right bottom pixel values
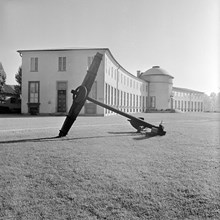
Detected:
left=137, top=70, right=141, bottom=77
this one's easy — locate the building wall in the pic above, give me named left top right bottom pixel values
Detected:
left=104, top=51, right=148, bottom=115
left=21, top=49, right=105, bottom=114
left=19, top=48, right=204, bottom=115
left=140, top=74, right=173, bottom=110
left=20, top=48, right=148, bottom=115
left=172, top=88, right=204, bottom=112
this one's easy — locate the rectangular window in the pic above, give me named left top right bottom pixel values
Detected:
left=105, top=83, right=108, bottom=104
left=114, top=88, right=116, bottom=105
left=108, top=85, right=110, bottom=105
left=29, top=81, right=39, bottom=103
left=150, top=96, right=156, bottom=108
left=111, top=86, right=113, bottom=105
left=133, top=94, right=135, bottom=107
left=58, top=57, right=66, bottom=71
left=30, top=57, right=38, bottom=72
left=127, top=93, right=129, bottom=107
left=121, top=91, right=123, bottom=106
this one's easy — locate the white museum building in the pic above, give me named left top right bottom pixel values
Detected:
left=17, top=48, right=204, bottom=115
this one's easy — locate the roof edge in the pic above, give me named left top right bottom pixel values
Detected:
left=17, top=47, right=109, bottom=53
left=173, top=87, right=204, bottom=94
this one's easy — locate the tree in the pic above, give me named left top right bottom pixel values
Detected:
left=0, top=62, right=6, bottom=101
left=15, top=66, right=22, bottom=96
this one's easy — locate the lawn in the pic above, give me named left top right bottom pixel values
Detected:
left=0, top=113, right=220, bottom=219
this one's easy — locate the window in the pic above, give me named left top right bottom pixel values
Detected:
left=114, top=88, right=116, bottom=105
left=58, top=57, right=66, bottom=71
left=108, top=85, right=110, bottom=105
left=29, top=82, right=39, bottom=103
left=133, top=94, right=135, bottom=107
left=30, top=57, right=38, bottom=72
left=121, top=91, right=123, bottom=106
left=127, top=93, right=129, bottom=106
left=150, top=96, right=156, bottom=108
left=111, top=86, right=113, bottom=105
left=105, top=83, right=108, bottom=104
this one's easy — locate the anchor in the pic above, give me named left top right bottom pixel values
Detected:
left=59, top=52, right=166, bottom=137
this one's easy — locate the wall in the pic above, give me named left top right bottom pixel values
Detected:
left=21, top=49, right=105, bottom=114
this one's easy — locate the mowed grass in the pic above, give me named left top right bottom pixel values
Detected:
left=0, top=113, right=220, bottom=219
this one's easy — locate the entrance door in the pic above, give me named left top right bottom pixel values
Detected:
left=57, top=90, right=66, bottom=112
left=57, top=82, right=67, bottom=113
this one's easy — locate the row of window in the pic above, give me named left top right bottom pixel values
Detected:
left=30, top=57, right=66, bottom=72
left=106, top=67, right=147, bottom=92
left=105, top=58, right=147, bottom=92
left=104, top=83, right=155, bottom=111
left=173, top=91, right=203, bottom=99
left=174, top=100, right=203, bottom=111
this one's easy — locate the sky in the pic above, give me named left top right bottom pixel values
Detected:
left=0, top=0, right=219, bottom=95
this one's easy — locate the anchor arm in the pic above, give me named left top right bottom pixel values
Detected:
left=86, top=96, right=166, bottom=135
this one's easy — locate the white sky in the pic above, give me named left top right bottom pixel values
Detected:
left=0, top=0, right=219, bottom=95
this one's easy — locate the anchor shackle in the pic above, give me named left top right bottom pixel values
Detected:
left=71, top=86, right=88, bottom=103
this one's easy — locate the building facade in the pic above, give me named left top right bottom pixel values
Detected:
left=17, top=48, right=204, bottom=115
left=172, top=87, right=204, bottom=112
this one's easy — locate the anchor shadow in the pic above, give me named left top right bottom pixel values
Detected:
left=0, top=131, right=159, bottom=145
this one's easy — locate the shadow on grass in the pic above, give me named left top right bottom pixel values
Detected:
left=0, top=131, right=159, bottom=145
left=0, top=136, right=60, bottom=144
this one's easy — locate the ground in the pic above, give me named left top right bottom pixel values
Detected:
left=0, top=113, right=220, bottom=220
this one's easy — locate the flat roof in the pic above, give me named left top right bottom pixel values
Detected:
left=173, top=87, right=204, bottom=94
left=17, top=47, right=109, bottom=53
left=17, top=47, right=147, bottom=84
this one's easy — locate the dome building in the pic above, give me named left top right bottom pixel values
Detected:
left=139, top=66, right=174, bottom=110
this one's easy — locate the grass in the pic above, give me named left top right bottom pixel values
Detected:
left=0, top=113, right=220, bottom=219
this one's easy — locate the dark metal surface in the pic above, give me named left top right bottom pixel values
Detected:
left=87, top=96, right=166, bottom=136
left=58, top=52, right=103, bottom=137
